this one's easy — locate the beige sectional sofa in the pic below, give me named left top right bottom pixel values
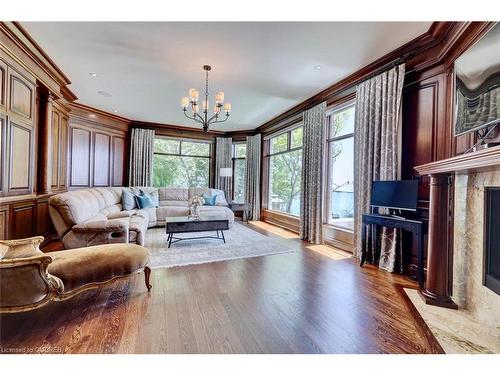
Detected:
left=49, top=187, right=234, bottom=249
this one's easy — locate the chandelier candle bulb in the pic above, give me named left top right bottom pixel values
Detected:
left=181, top=97, right=189, bottom=108
left=203, top=100, right=208, bottom=111
left=188, top=88, right=197, bottom=100
left=193, top=104, right=199, bottom=113
left=215, top=91, right=224, bottom=103
left=224, top=103, right=232, bottom=113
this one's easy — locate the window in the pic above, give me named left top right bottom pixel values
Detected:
left=267, top=126, right=303, bottom=216
left=153, top=137, right=212, bottom=188
left=326, top=104, right=355, bottom=230
left=232, top=143, right=247, bottom=203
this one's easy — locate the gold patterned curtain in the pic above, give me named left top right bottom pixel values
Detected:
left=300, top=102, right=326, bottom=244
left=353, top=64, right=405, bottom=272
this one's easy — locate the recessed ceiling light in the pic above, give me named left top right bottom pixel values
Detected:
left=113, top=109, right=119, bottom=113
left=97, top=90, right=112, bottom=98
left=314, top=65, right=322, bottom=70
left=89, top=72, right=98, bottom=77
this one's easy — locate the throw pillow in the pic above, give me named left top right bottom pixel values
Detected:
left=212, top=189, right=229, bottom=206
left=202, top=194, right=216, bottom=206
left=141, top=189, right=159, bottom=207
left=122, top=189, right=137, bottom=210
left=135, top=194, right=156, bottom=209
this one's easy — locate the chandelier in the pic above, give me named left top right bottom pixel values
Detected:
left=181, top=65, right=231, bottom=133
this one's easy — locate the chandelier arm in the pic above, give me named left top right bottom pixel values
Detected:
left=210, top=114, right=230, bottom=125
left=183, top=110, right=204, bottom=125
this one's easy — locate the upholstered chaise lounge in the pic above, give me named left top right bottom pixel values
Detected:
left=49, top=187, right=234, bottom=249
left=0, top=236, right=151, bottom=313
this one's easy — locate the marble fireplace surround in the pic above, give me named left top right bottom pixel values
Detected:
left=414, top=146, right=500, bottom=351
left=453, top=168, right=500, bottom=331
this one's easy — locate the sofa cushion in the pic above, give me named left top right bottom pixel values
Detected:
left=156, top=206, right=190, bottom=221
left=158, top=188, right=188, bottom=201
left=199, top=206, right=235, bottom=222
left=47, top=244, right=149, bottom=293
left=159, top=200, right=188, bottom=207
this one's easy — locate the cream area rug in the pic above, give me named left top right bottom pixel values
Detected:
left=145, top=222, right=294, bottom=269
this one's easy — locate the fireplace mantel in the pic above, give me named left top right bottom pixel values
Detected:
left=414, top=145, right=500, bottom=309
left=415, top=145, right=500, bottom=175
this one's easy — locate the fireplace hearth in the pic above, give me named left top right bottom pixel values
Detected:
left=485, top=188, right=500, bottom=295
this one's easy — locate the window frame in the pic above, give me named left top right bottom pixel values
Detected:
left=324, top=102, right=356, bottom=228
left=264, top=123, right=304, bottom=217
left=231, top=141, right=247, bottom=203
left=152, top=136, right=213, bottom=188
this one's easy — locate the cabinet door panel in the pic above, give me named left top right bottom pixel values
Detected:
left=51, top=110, right=60, bottom=188
left=112, top=136, right=125, bottom=186
left=70, top=127, right=91, bottom=187
left=9, top=70, right=34, bottom=121
left=0, top=115, right=5, bottom=194
left=0, top=60, right=6, bottom=111
left=0, top=206, right=7, bottom=240
left=93, top=133, right=111, bottom=186
left=8, top=121, right=33, bottom=194
left=59, top=116, right=68, bottom=188
left=11, top=203, right=35, bottom=239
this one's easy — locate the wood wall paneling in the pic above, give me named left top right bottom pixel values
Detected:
left=69, top=126, right=91, bottom=187
left=51, top=109, right=60, bottom=188
left=93, top=132, right=111, bottom=187
left=112, top=136, right=125, bottom=186
left=8, top=121, right=33, bottom=194
left=8, top=68, right=34, bottom=122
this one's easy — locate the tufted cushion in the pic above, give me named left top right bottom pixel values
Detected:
left=47, top=244, right=149, bottom=293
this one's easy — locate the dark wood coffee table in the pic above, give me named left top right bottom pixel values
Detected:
left=165, top=215, right=229, bottom=248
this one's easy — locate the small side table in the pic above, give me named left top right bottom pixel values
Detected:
left=230, top=202, right=249, bottom=223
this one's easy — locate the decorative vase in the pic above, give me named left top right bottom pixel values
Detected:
left=190, top=204, right=200, bottom=219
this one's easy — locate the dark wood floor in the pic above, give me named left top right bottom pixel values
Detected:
left=0, top=221, right=441, bottom=354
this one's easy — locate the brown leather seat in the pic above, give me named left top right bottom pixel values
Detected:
left=47, top=244, right=150, bottom=293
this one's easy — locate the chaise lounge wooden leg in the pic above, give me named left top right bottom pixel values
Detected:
left=144, top=266, right=152, bottom=292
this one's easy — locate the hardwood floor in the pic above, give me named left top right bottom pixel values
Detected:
left=0, top=221, right=442, bottom=354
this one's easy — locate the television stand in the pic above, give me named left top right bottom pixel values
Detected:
left=360, top=213, right=426, bottom=289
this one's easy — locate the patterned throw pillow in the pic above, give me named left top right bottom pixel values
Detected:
left=122, top=189, right=137, bottom=210
left=202, top=194, right=217, bottom=206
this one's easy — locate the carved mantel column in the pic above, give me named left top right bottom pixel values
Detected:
left=39, top=93, right=54, bottom=194
left=420, top=174, right=458, bottom=309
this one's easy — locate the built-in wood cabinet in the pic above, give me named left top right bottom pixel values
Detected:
left=68, top=104, right=128, bottom=189
left=0, top=58, right=36, bottom=198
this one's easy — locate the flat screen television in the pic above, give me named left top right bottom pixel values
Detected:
left=370, top=180, right=419, bottom=212
left=455, top=23, right=500, bottom=136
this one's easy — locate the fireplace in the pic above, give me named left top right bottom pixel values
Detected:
left=485, top=188, right=500, bottom=295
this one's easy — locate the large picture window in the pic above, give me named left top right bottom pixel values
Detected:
left=326, top=104, right=355, bottom=230
left=267, top=126, right=303, bottom=216
left=232, top=143, right=247, bottom=203
left=153, top=137, right=212, bottom=188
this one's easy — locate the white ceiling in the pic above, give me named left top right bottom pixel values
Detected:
left=22, top=22, right=432, bottom=131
